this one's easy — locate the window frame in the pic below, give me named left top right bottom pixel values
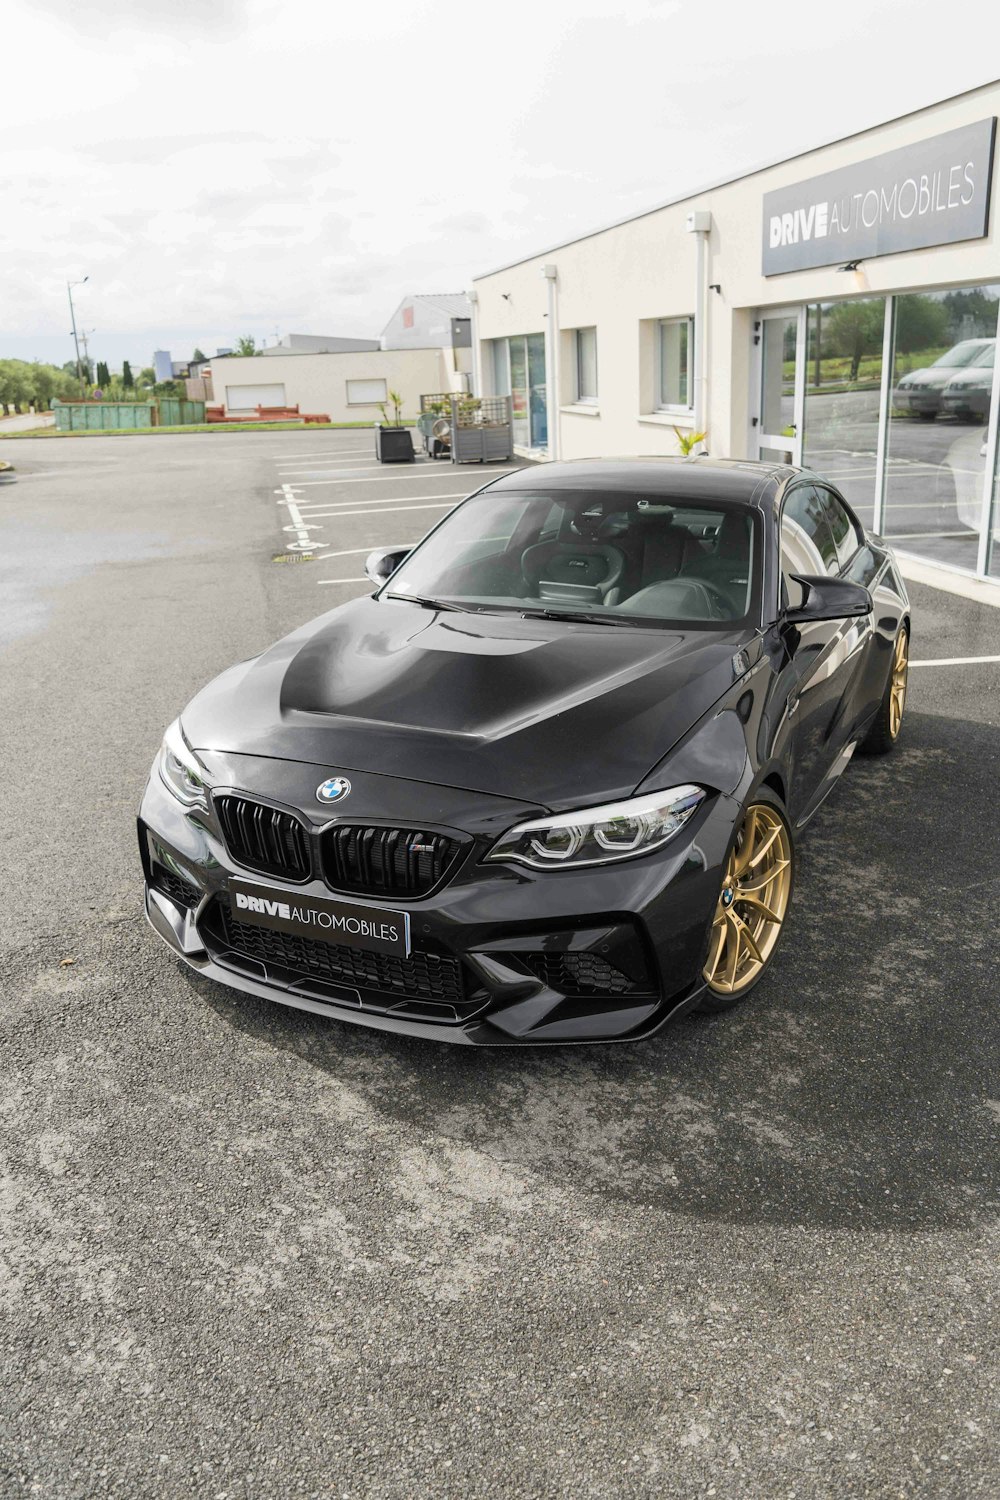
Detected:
left=345, top=377, right=388, bottom=407
left=777, top=479, right=867, bottom=613
left=573, top=326, right=599, bottom=405
left=656, top=316, right=695, bottom=413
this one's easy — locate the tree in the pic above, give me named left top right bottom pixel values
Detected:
left=122, top=360, right=134, bottom=389
left=825, top=300, right=885, bottom=382
left=191, top=347, right=207, bottom=364
left=894, top=295, right=949, bottom=356
left=96, top=361, right=110, bottom=388
left=0, top=359, right=36, bottom=411
left=138, top=367, right=156, bottom=387
left=234, top=335, right=258, bottom=356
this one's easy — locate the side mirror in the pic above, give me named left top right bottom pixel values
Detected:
left=783, top=573, right=872, bottom=624
left=365, top=546, right=410, bottom=586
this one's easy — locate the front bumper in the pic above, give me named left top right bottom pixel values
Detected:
left=894, top=386, right=942, bottom=414
left=139, top=757, right=737, bottom=1045
left=941, top=389, right=991, bottom=417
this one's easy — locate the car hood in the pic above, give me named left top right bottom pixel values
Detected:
left=181, top=596, right=750, bottom=809
left=900, top=367, right=954, bottom=389
left=944, top=370, right=992, bottom=388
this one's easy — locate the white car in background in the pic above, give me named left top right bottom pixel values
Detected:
left=894, top=338, right=993, bottom=418
left=940, top=340, right=995, bottom=421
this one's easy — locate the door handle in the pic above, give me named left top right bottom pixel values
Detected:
left=788, top=694, right=800, bottom=717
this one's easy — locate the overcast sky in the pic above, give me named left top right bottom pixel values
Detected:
left=2, top=0, right=998, bottom=370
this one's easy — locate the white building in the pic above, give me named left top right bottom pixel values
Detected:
left=260, top=333, right=380, bottom=355
left=472, top=80, right=1000, bottom=591
left=210, top=346, right=453, bottom=423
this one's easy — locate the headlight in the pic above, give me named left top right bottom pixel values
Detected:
left=487, top=785, right=705, bottom=870
left=157, top=719, right=210, bottom=808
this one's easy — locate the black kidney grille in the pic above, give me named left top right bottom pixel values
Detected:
left=321, top=825, right=461, bottom=898
left=216, top=795, right=311, bottom=881
left=210, top=903, right=473, bottom=1016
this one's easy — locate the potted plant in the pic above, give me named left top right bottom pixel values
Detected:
left=375, top=389, right=415, bottom=462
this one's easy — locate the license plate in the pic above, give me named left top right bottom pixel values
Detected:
left=229, top=878, right=410, bottom=958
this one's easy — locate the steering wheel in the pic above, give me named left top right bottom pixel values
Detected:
left=683, top=577, right=736, bottom=619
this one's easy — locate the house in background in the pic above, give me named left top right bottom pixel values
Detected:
left=261, top=332, right=380, bottom=355
left=381, top=293, right=473, bottom=391
left=207, top=346, right=452, bottom=423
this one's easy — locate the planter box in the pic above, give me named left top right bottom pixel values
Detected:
left=375, top=425, right=415, bottom=463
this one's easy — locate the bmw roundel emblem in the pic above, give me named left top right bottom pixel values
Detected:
left=316, top=775, right=352, bottom=805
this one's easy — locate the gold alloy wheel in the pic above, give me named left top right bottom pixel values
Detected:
left=889, top=629, right=908, bottom=739
left=703, top=804, right=793, bottom=998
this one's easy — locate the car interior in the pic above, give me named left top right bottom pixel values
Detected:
left=401, top=493, right=758, bottom=623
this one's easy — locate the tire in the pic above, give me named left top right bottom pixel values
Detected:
left=697, top=789, right=795, bottom=1014
left=860, top=624, right=908, bottom=755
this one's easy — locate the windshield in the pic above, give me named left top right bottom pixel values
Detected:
left=933, top=341, right=989, bottom=369
left=969, top=341, right=996, bottom=368
left=381, top=487, right=760, bottom=627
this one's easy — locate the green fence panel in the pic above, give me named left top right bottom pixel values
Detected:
left=52, top=401, right=155, bottom=430
left=156, top=398, right=205, bottom=426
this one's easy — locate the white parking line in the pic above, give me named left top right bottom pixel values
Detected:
left=910, top=654, right=1000, bottom=667
left=296, top=493, right=470, bottom=515
left=312, top=547, right=383, bottom=559
left=301, top=501, right=459, bottom=520
left=284, top=468, right=513, bottom=489
left=275, top=483, right=330, bottom=551
left=270, top=446, right=373, bottom=458
left=316, top=577, right=370, bottom=586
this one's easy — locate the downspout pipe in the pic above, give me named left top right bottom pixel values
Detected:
left=685, top=211, right=712, bottom=445
left=542, top=263, right=559, bottom=460
left=467, top=288, right=481, bottom=397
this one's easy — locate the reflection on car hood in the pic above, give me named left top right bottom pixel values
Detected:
left=900, top=368, right=954, bottom=388
left=181, top=595, right=750, bottom=808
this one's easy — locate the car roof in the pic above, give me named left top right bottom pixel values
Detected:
left=489, top=455, right=791, bottom=506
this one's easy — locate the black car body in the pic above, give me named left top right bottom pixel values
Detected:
left=139, top=457, right=909, bottom=1045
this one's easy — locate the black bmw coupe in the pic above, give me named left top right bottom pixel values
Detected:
left=140, top=457, right=909, bottom=1045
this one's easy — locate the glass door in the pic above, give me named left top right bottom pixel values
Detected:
left=754, top=307, right=805, bottom=465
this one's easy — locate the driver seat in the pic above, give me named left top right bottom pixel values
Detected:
left=521, top=541, right=624, bottom=604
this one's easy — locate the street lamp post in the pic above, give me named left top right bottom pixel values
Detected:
left=67, top=276, right=89, bottom=394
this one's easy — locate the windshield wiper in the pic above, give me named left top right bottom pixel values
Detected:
left=384, top=592, right=473, bottom=613
left=519, top=608, right=636, bottom=627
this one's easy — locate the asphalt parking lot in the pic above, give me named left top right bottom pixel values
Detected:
left=1, top=429, right=998, bottom=1499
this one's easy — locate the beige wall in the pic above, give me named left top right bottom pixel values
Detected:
left=474, top=81, right=1000, bottom=462
left=212, top=348, right=449, bottom=421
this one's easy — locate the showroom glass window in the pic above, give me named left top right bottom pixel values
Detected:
left=574, top=327, right=598, bottom=404
left=883, top=284, right=1000, bottom=571
left=492, top=335, right=548, bottom=450
left=657, top=318, right=693, bottom=409
left=801, top=296, right=886, bottom=527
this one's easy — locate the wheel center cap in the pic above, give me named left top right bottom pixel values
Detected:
left=722, top=886, right=735, bottom=908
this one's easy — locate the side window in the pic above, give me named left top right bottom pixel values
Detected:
left=818, top=487, right=863, bottom=572
left=780, top=486, right=838, bottom=604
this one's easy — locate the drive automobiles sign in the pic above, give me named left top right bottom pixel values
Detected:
left=762, top=118, right=996, bottom=274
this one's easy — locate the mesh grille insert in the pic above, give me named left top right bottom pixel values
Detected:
left=520, top=951, right=650, bottom=998
left=205, top=902, right=478, bottom=1018
left=321, top=824, right=462, bottom=899
left=151, top=864, right=201, bottom=910
left=216, top=796, right=311, bottom=881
